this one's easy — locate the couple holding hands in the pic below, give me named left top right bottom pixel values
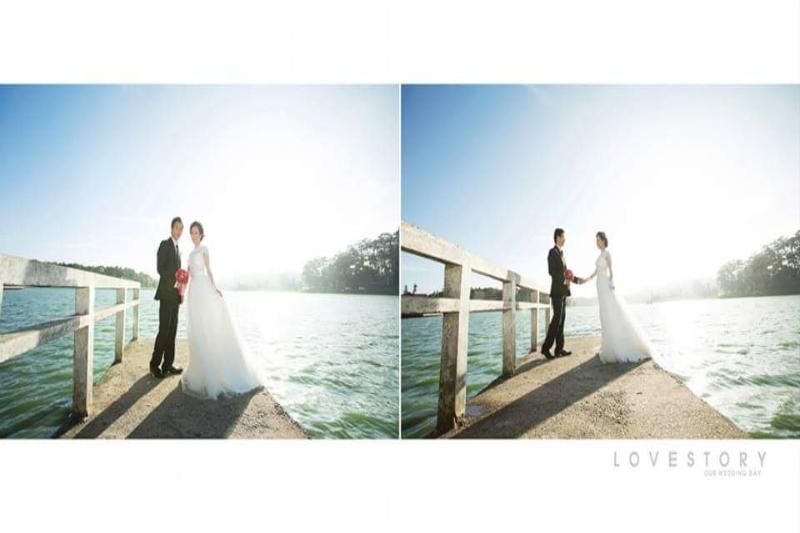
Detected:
left=541, top=228, right=653, bottom=364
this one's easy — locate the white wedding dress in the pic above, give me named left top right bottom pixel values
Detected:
left=593, top=249, right=653, bottom=363
left=181, top=245, right=264, bottom=399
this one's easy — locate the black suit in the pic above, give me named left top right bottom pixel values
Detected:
left=151, top=238, right=181, bottom=371
left=543, top=246, right=569, bottom=353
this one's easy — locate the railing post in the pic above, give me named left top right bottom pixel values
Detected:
left=73, top=285, right=95, bottom=419
left=544, top=295, right=552, bottom=337
left=114, top=288, right=126, bottom=363
left=437, top=261, right=470, bottom=434
left=530, top=290, right=540, bottom=353
left=502, top=272, right=518, bottom=377
left=0, top=282, right=4, bottom=314
left=131, top=288, right=140, bottom=341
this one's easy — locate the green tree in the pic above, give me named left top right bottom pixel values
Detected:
left=55, top=263, right=157, bottom=288
left=716, top=230, right=800, bottom=297
left=301, top=229, right=399, bottom=294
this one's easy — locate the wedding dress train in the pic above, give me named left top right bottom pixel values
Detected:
left=593, top=249, right=653, bottom=363
left=182, top=245, right=264, bottom=399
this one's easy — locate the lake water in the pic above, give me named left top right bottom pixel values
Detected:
left=0, top=288, right=399, bottom=439
left=401, top=295, right=800, bottom=438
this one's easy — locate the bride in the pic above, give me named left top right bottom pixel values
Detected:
left=579, top=231, right=653, bottom=363
left=181, top=221, right=264, bottom=398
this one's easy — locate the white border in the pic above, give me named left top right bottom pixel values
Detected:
left=1, top=1, right=799, bottom=532
left=1, top=440, right=798, bottom=532
left=0, top=1, right=797, bottom=83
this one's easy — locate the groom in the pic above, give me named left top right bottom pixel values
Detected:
left=541, top=228, right=583, bottom=359
left=150, top=216, right=185, bottom=379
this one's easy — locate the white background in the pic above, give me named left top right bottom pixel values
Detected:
left=1, top=1, right=799, bottom=532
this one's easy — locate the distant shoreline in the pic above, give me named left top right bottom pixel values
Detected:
left=299, top=289, right=398, bottom=297
left=400, top=292, right=799, bottom=318
left=224, top=287, right=398, bottom=296
left=717, top=291, right=800, bottom=299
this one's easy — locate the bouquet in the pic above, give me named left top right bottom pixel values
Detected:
left=175, top=268, right=189, bottom=303
left=565, top=269, right=582, bottom=285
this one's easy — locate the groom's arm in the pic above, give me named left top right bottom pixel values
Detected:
left=156, top=240, right=170, bottom=278
left=547, top=249, right=562, bottom=278
left=547, top=250, right=561, bottom=278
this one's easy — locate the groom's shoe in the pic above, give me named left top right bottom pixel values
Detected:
left=149, top=364, right=165, bottom=379
left=541, top=348, right=555, bottom=359
left=556, top=350, right=572, bottom=357
left=162, top=366, right=183, bottom=376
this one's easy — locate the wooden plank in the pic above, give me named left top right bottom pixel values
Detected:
left=402, top=295, right=460, bottom=315
left=72, top=286, right=95, bottom=419
left=401, top=222, right=466, bottom=266
left=471, top=301, right=548, bottom=312
left=468, top=300, right=504, bottom=313
left=94, top=300, right=138, bottom=322
left=437, top=261, right=471, bottom=434
left=0, top=254, right=140, bottom=289
left=402, top=298, right=546, bottom=316
left=114, top=288, right=126, bottom=364
left=131, top=289, right=140, bottom=341
left=0, top=314, right=92, bottom=364
left=469, top=256, right=512, bottom=283
left=516, top=302, right=550, bottom=310
left=502, top=272, right=518, bottom=377
left=0, top=298, right=140, bottom=363
left=400, top=222, right=550, bottom=293
left=402, top=221, right=519, bottom=282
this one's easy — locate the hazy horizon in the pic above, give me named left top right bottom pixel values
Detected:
left=39, top=225, right=399, bottom=289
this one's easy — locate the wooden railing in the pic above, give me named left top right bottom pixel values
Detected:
left=401, top=221, right=552, bottom=434
left=0, top=255, right=141, bottom=420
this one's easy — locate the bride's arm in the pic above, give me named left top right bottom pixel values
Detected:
left=203, top=248, right=223, bottom=297
left=582, top=267, right=598, bottom=284
left=606, top=253, right=615, bottom=289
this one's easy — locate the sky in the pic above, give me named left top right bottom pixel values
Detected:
left=401, top=85, right=800, bottom=296
left=0, top=85, right=399, bottom=285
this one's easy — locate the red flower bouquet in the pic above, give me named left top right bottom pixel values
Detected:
left=174, top=268, right=189, bottom=303
left=565, top=269, right=574, bottom=281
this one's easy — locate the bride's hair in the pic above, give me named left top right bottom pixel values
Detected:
left=596, top=231, right=608, bottom=247
left=190, top=221, right=205, bottom=241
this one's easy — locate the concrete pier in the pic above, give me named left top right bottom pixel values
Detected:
left=443, top=335, right=746, bottom=439
left=60, top=339, right=307, bottom=439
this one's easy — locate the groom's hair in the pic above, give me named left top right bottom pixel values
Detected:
left=553, top=228, right=564, bottom=242
left=171, top=217, right=183, bottom=228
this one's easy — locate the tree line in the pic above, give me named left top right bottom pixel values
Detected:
left=425, top=286, right=540, bottom=301
left=717, top=230, right=800, bottom=297
left=56, top=263, right=157, bottom=288
left=302, top=230, right=399, bottom=295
